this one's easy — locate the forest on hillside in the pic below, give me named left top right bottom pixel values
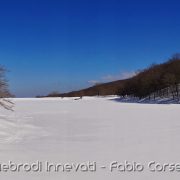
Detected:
left=46, top=54, right=180, bottom=99
left=118, top=54, right=180, bottom=99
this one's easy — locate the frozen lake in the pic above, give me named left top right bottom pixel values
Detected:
left=0, top=97, right=180, bottom=180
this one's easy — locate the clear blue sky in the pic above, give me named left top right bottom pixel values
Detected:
left=0, top=0, right=180, bottom=97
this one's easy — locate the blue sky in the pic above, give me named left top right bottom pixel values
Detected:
left=0, top=0, right=180, bottom=97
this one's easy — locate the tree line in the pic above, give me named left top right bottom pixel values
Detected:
left=118, top=54, right=180, bottom=100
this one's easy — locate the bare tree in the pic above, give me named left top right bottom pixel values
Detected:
left=0, top=66, right=14, bottom=110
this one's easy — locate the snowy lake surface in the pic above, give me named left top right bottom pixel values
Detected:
left=0, top=97, right=180, bottom=180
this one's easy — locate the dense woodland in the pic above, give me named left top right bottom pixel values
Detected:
left=118, top=55, right=180, bottom=99
left=46, top=55, right=180, bottom=100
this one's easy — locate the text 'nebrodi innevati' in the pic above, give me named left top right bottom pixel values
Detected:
left=0, top=161, right=180, bottom=173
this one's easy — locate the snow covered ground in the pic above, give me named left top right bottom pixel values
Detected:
left=0, top=97, right=180, bottom=180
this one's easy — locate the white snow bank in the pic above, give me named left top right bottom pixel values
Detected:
left=113, top=96, right=180, bottom=104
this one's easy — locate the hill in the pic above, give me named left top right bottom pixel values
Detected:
left=46, top=55, right=180, bottom=98
left=54, top=79, right=126, bottom=97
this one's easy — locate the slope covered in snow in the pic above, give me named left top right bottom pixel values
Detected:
left=0, top=97, right=179, bottom=180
